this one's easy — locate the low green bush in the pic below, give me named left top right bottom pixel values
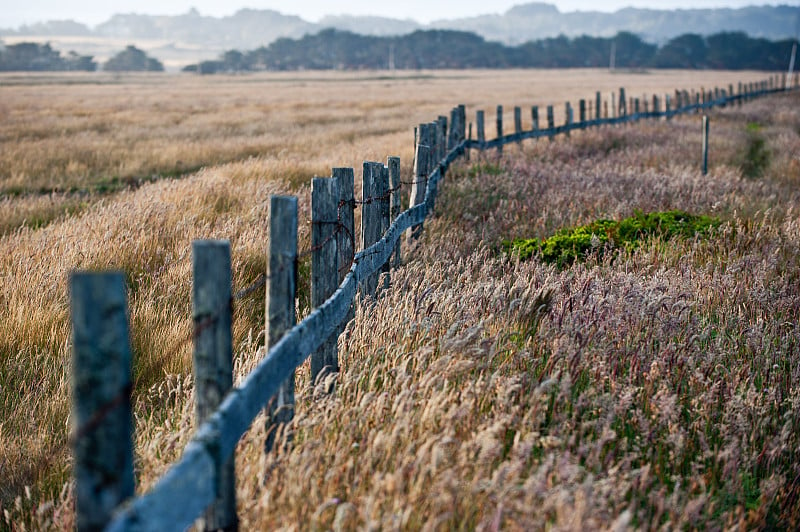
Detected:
left=503, top=210, right=721, bottom=267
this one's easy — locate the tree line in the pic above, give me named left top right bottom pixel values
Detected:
left=184, top=29, right=798, bottom=73
left=0, top=43, right=163, bottom=72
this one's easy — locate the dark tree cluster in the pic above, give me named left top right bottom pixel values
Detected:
left=103, top=45, right=164, bottom=72
left=0, top=42, right=96, bottom=71
left=184, top=28, right=798, bottom=73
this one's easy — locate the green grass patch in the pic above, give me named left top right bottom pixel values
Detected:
left=503, top=210, right=721, bottom=267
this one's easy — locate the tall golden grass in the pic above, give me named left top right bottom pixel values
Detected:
left=1, top=69, right=797, bottom=529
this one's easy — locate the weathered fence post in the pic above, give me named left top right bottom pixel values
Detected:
left=361, top=161, right=384, bottom=298
left=619, top=88, right=627, bottom=117
left=410, top=123, right=434, bottom=238
left=387, top=158, right=402, bottom=267
left=496, top=105, right=503, bottom=154
left=665, top=95, right=672, bottom=120
left=192, top=240, right=237, bottom=532
left=634, top=98, right=640, bottom=116
left=265, top=196, right=298, bottom=454
left=71, top=272, right=135, bottom=532
left=564, top=102, right=572, bottom=137
left=311, top=177, right=339, bottom=382
left=531, top=106, right=539, bottom=133
left=457, top=104, right=466, bottom=144
left=514, top=106, right=522, bottom=144
left=702, top=115, right=710, bottom=176
left=466, top=122, right=472, bottom=161
left=448, top=107, right=460, bottom=151
left=476, top=110, right=486, bottom=149
left=579, top=99, right=586, bottom=124
left=437, top=116, right=448, bottom=162
left=546, top=105, right=554, bottom=141
left=379, top=163, right=391, bottom=289
left=333, top=168, right=355, bottom=282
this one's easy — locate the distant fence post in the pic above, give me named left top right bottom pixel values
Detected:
left=192, top=240, right=237, bottom=532
left=702, top=115, right=710, bottom=176
left=70, top=272, right=135, bottom=532
left=564, top=102, right=572, bottom=137
left=448, top=107, right=460, bottom=151
left=265, top=196, right=298, bottom=454
left=438, top=115, right=448, bottom=161
left=379, top=163, right=392, bottom=290
left=333, top=168, right=355, bottom=283
left=466, top=122, right=472, bottom=161
left=476, top=110, right=486, bottom=148
left=619, top=88, right=627, bottom=117
left=410, top=123, right=434, bottom=238
left=531, top=106, right=539, bottom=133
left=311, top=177, right=340, bottom=382
left=665, top=95, right=672, bottom=120
left=361, top=161, right=384, bottom=298
left=387, top=157, right=402, bottom=268
left=546, top=105, right=554, bottom=141
left=514, top=106, right=522, bottom=144
left=496, top=105, right=503, bottom=154
left=457, top=104, right=466, bottom=144
left=579, top=99, right=586, bottom=124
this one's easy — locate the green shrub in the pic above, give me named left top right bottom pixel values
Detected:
left=503, top=210, right=721, bottom=267
left=739, top=122, right=771, bottom=178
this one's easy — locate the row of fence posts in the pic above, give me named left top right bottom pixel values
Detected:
left=70, top=104, right=466, bottom=531
left=70, top=75, right=795, bottom=530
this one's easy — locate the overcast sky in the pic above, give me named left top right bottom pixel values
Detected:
left=1, top=1, right=792, bottom=28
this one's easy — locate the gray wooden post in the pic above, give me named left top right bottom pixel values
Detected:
left=619, top=88, right=627, bottom=117
left=665, top=95, right=672, bottom=120
left=333, top=168, right=355, bottom=283
left=564, top=102, right=572, bottom=137
left=634, top=98, right=640, bottom=116
left=531, top=106, right=539, bottom=132
left=410, top=122, right=434, bottom=229
left=476, top=110, right=486, bottom=148
left=595, top=91, right=602, bottom=120
left=546, top=105, right=554, bottom=141
left=265, top=196, right=298, bottom=454
left=702, top=115, right=710, bottom=176
left=388, top=157, right=402, bottom=267
left=448, top=107, right=458, bottom=150
left=496, top=105, right=503, bottom=154
left=311, top=177, right=339, bottom=382
left=604, top=100, right=608, bottom=120
left=361, top=162, right=383, bottom=295
left=579, top=100, right=586, bottom=124
left=71, top=272, right=135, bottom=532
left=514, top=106, right=522, bottom=144
left=437, top=116, right=447, bottom=162
left=456, top=104, right=466, bottom=144
left=466, top=122, right=472, bottom=160
left=611, top=92, right=616, bottom=118
left=379, top=163, right=391, bottom=290
left=192, top=240, right=237, bottom=532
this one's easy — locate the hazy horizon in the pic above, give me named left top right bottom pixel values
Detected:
left=1, top=1, right=792, bottom=29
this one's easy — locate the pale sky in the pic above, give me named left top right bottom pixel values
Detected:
left=0, top=1, right=792, bottom=28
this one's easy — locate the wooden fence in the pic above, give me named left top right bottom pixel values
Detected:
left=69, top=73, right=798, bottom=531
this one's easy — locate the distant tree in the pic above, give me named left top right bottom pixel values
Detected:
left=0, top=42, right=95, bottom=71
left=653, top=34, right=708, bottom=68
left=103, top=45, right=164, bottom=72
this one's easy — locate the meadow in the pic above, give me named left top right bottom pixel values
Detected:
left=1, top=68, right=798, bottom=529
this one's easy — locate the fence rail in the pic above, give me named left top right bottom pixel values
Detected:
left=67, top=72, right=798, bottom=531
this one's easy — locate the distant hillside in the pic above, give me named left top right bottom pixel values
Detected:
left=2, top=3, right=797, bottom=46
left=1, top=3, right=797, bottom=70
left=433, top=3, right=799, bottom=44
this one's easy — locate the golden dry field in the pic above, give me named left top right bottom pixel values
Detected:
left=1, top=68, right=799, bottom=529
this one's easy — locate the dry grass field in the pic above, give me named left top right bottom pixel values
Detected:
left=1, top=69, right=798, bottom=529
